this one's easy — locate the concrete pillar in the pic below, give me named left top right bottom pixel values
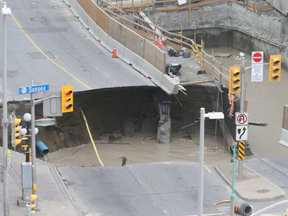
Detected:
left=157, top=102, right=171, bottom=144
left=154, top=91, right=171, bottom=144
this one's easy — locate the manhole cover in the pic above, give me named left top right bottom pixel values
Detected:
left=257, top=189, right=270, bottom=193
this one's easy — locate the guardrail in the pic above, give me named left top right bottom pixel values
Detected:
left=65, top=0, right=234, bottom=92
left=63, top=0, right=179, bottom=95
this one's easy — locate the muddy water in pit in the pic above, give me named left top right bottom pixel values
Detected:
left=48, top=131, right=231, bottom=167
left=206, top=46, right=288, bottom=158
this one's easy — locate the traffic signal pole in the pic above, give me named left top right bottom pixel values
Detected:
left=30, top=81, right=38, bottom=208
left=238, top=52, right=246, bottom=179
left=2, top=3, right=11, bottom=216
left=29, top=91, right=60, bottom=210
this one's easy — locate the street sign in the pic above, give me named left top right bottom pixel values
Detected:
left=251, top=51, right=264, bottom=82
left=19, top=84, right=49, bottom=95
left=251, top=64, right=264, bottom=82
left=35, top=118, right=55, bottom=127
left=236, top=125, right=248, bottom=141
left=252, top=52, right=263, bottom=63
left=238, top=141, right=246, bottom=160
left=235, top=112, right=248, bottom=126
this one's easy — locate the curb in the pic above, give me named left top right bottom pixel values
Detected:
left=39, top=159, right=82, bottom=215
left=215, top=165, right=285, bottom=202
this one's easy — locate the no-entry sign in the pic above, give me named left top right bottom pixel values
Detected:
left=251, top=51, right=264, bottom=82
left=252, top=52, right=263, bottom=64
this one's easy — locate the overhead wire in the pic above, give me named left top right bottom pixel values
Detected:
left=80, top=108, right=104, bottom=166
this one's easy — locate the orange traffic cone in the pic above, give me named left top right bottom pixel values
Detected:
left=154, top=34, right=159, bottom=46
left=158, top=36, right=163, bottom=49
left=112, top=46, right=117, bottom=58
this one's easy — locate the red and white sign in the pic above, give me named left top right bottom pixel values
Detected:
left=235, top=112, right=248, bottom=126
left=252, top=51, right=264, bottom=64
left=251, top=51, right=264, bottom=82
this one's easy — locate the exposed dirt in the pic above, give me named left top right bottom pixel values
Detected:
left=48, top=130, right=232, bottom=167
left=5, top=85, right=220, bottom=153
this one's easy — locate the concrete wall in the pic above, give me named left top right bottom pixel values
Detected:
left=273, top=0, right=288, bottom=15
left=152, top=2, right=288, bottom=67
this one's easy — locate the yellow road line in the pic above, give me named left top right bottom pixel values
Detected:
left=204, top=164, right=212, bottom=173
left=2, top=1, right=91, bottom=90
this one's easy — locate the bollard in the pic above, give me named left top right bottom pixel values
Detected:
left=235, top=203, right=253, bottom=216
left=25, top=204, right=31, bottom=216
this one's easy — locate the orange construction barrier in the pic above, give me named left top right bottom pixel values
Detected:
left=154, top=34, right=159, bottom=46
left=112, top=46, right=117, bottom=58
left=158, top=36, right=163, bottom=49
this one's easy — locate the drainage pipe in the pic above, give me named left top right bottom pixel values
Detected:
left=36, top=141, right=49, bottom=155
left=235, top=203, right=253, bottom=216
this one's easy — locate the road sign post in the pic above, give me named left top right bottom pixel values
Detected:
left=2, top=3, right=11, bottom=216
left=238, top=52, right=246, bottom=179
left=19, top=82, right=51, bottom=210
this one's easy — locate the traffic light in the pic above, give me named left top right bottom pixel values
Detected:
left=61, top=85, right=73, bottom=113
left=229, top=66, right=241, bottom=93
left=13, top=118, right=22, bottom=148
left=269, top=55, right=281, bottom=81
left=31, top=194, right=37, bottom=214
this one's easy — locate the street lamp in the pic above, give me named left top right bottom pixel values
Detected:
left=23, top=113, right=39, bottom=135
left=23, top=113, right=32, bottom=122
left=20, top=128, right=27, bottom=136
left=198, top=108, right=224, bottom=216
left=2, top=2, right=11, bottom=216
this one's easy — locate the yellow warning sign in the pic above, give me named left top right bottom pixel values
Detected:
left=238, top=141, right=246, bottom=160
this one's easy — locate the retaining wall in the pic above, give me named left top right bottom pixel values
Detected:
left=152, top=2, right=288, bottom=67
left=63, top=0, right=178, bottom=95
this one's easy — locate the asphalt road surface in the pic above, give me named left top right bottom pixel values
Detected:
left=0, top=0, right=155, bottom=101
left=59, top=162, right=238, bottom=216
left=59, top=161, right=288, bottom=216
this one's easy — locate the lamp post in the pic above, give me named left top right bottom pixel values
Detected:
left=198, top=108, right=224, bottom=216
left=230, top=142, right=237, bottom=216
left=2, top=3, right=11, bottom=216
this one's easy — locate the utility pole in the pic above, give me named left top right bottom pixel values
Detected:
left=238, top=52, right=245, bottom=179
left=198, top=108, right=205, bottom=216
left=2, top=3, right=11, bottom=216
left=31, top=81, right=38, bottom=208
left=230, top=143, right=237, bottom=216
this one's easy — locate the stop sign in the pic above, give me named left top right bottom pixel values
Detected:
left=253, top=52, right=263, bottom=63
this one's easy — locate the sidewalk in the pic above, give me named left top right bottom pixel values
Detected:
left=0, top=148, right=79, bottom=216
left=215, top=162, right=285, bottom=202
